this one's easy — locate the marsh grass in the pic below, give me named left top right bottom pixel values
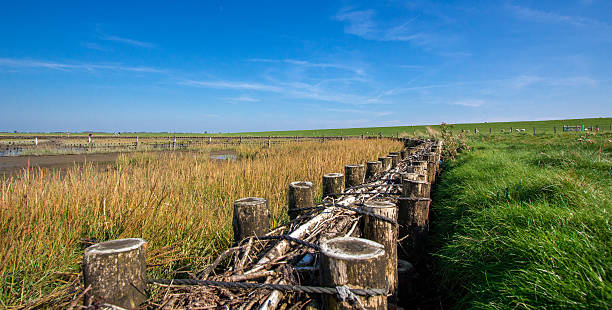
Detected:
left=0, top=139, right=402, bottom=307
left=431, top=133, right=611, bottom=309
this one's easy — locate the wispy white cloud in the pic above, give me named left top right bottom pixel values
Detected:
left=249, top=58, right=365, bottom=75
left=0, top=57, right=163, bottom=73
left=333, top=7, right=469, bottom=56
left=228, top=96, right=260, bottom=103
left=181, top=80, right=282, bottom=92
left=508, top=4, right=611, bottom=29
left=326, top=108, right=392, bottom=117
left=83, top=42, right=111, bottom=52
left=450, top=99, right=485, bottom=107
left=509, top=74, right=597, bottom=88
left=182, top=78, right=384, bottom=105
left=100, top=35, right=155, bottom=48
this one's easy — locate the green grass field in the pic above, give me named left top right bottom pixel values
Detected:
left=431, top=132, right=611, bottom=309
left=1, top=117, right=610, bottom=137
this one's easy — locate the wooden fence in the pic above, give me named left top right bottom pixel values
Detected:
left=80, top=138, right=441, bottom=309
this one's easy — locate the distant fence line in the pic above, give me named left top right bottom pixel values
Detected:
left=460, top=123, right=611, bottom=135
left=0, top=135, right=391, bottom=156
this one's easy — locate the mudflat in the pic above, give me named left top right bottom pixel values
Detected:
left=0, top=153, right=121, bottom=178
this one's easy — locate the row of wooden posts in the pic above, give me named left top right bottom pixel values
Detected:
left=81, top=138, right=442, bottom=309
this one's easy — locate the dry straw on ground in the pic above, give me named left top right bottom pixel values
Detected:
left=0, top=139, right=402, bottom=307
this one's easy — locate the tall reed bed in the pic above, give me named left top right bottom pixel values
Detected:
left=0, top=139, right=402, bottom=307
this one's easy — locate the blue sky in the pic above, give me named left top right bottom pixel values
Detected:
left=1, top=0, right=611, bottom=133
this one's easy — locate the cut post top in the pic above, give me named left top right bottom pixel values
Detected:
left=85, top=238, right=146, bottom=256
left=321, top=237, right=385, bottom=261
left=324, top=172, right=344, bottom=178
left=234, top=197, right=267, bottom=207
left=290, top=181, right=313, bottom=189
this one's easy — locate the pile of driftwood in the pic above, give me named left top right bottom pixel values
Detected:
left=81, top=138, right=442, bottom=310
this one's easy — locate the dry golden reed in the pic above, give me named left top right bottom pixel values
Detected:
left=0, top=139, right=402, bottom=306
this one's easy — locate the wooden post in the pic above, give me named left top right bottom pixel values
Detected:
left=288, top=181, right=314, bottom=220
left=410, top=160, right=428, bottom=174
left=344, top=164, right=365, bottom=188
left=365, top=161, right=383, bottom=180
left=489, top=128, right=491, bottom=134
left=388, top=154, right=399, bottom=168
left=378, top=156, right=392, bottom=170
left=268, top=136, right=271, bottom=148
left=397, top=198, right=431, bottom=256
left=400, top=149, right=407, bottom=159
left=362, top=201, right=398, bottom=295
left=83, top=238, right=147, bottom=309
left=320, top=237, right=387, bottom=310
left=402, top=180, right=431, bottom=198
left=323, top=173, right=344, bottom=198
left=233, top=197, right=270, bottom=241
left=533, top=127, right=536, bottom=135
left=554, top=126, right=556, bottom=134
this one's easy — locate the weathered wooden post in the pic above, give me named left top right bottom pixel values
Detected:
left=345, top=164, right=365, bottom=188
left=397, top=197, right=431, bottom=256
left=402, top=180, right=431, bottom=198
left=365, top=161, right=383, bottom=180
left=388, top=154, right=399, bottom=168
left=288, top=181, right=314, bottom=220
left=323, top=173, right=344, bottom=198
left=410, top=160, right=428, bottom=175
left=378, top=157, right=392, bottom=170
left=320, top=237, right=387, bottom=310
left=554, top=126, right=556, bottom=134
left=268, top=136, right=271, bottom=148
left=533, top=127, right=536, bottom=135
left=83, top=238, right=147, bottom=309
left=489, top=128, right=492, bottom=134
left=233, top=197, right=270, bottom=241
left=362, top=201, right=398, bottom=295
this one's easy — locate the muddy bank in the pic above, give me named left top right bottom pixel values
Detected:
left=0, top=150, right=237, bottom=179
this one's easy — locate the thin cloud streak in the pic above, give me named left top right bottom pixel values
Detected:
left=100, top=35, right=155, bottom=48
left=451, top=99, right=485, bottom=107
left=249, top=58, right=365, bottom=75
left=0, top=58, right=163, bottom=73
left=508, top=4, right=611, bottom=29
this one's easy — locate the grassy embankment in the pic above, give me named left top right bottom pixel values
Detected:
left=432, top=132, right=611, bottom=309
left=0, top=139, right=402, bottom=308
left=2, top=117, right=611, bottom=137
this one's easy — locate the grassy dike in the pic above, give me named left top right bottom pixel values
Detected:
left=431, top=133, right=611, bottom=309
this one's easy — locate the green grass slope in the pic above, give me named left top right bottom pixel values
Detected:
left=2, top=117, right=610, bottom=137
left=432, top=133, right=611, bottom=309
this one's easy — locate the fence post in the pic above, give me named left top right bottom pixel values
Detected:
left=83, top=238, right=147, bottom=309
left=489, top=128, right=491, bottom=134
left=402, top=180, right=431, bottom=198
left=233, top=197, right=270, bottom=241
left=365, top=161, right=383, bottom=180
left=268, top=136, right=271, bottom=147
left=388, top=152, right=400, bottom=167
left=322, top=173, right=344, bottom=198
left=378, top=156, right=392, bottom=171
left=320, top=237, right=387, bottom=310
left=397, top=197, right=431, bottom=257
left=554, top=127, right=556, bottom=134
left=533, top=127, right=535, bottom=135
left=344, top=164, right=365, bottom=188
left=362, top=201, right=398, bottom=296
left=288, top=181, right=314, bottom=220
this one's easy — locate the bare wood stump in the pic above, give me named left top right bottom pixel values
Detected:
left=388, top=154, right=399, bottom=168
left=233, top=197, right=270, bottom=241
left=397, top=198, right=431, bottom=257
left=402, top=180, right=431, bottom=198
left=427, top=161, right=437, bottom=184
left=362, top=201, right=398, bottom=295
left=378, top=157, right=392, bottom=170
left=83, top=238, right=147, bottom=309
left=365, top=161, right=383, bottom=180
left=410, top=160, right=428, bottom=175
left=288, top=181, right=315, bottom=220
left=345, top=164, right=365, bottom=188
left=323, top=173, right=344, bottom=198
left=320, top=237, right=387, bottom=310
